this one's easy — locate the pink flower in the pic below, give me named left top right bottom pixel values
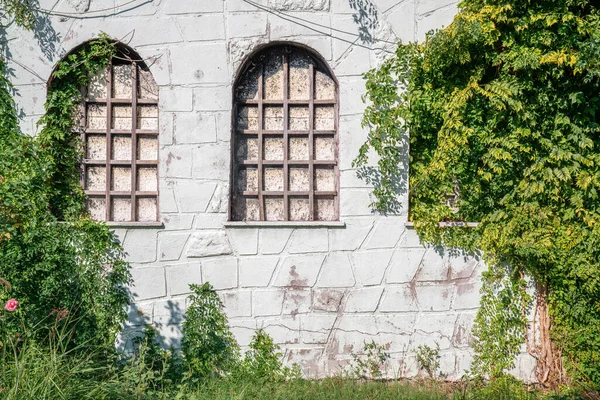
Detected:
left=4, top=298, right=18, bottom=312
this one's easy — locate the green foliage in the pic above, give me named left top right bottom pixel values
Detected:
left=237, top=328, right=300, bottom=383
left=181, top=283, right=240, bottom=379
left=0, top=0, right=37, bottom=30
left=0, top=34, right=130, bottom=348
left=349, top=340, right=390, bottom=379
left=415, top=343, right=441, bottom=379
left=357, top=0, right=600, bottom=386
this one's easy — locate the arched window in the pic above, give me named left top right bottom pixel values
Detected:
left=231, top=44, right=339, bottom=222
left=82, top=45, right=159, bottom=222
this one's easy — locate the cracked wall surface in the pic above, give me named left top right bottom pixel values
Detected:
left=7, top=0, right=534, bottom=381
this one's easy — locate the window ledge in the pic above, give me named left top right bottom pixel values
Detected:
left=224, top=221, right=346, bottom=228
left=106, top=222, right=164, bottom=228
left=405, top=221, right=479, bottom=229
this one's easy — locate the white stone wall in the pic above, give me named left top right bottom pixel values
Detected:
left=5, top=0, right=534, bottom=381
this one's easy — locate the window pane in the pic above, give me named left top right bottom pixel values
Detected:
left=86, top=135, right=106, bottom=160
left=86, top=166, right=106, bottom=191
left=233, top=197, right=260, bottom=221
left=315, top=136, right=335, bottom=160
left=315, top=69, right=335, bottom=100
left=289, top=106, right=309, bottom=131
left=264, top=106, right=283, bottom=130
left=236, top=137, right=259, bottom=162
left=289, top=167, right=309, bottom=192
left=314, top=106, right=334, bottom=131
left=290, top=197, right=310, bottom=221
left=315, top=197, right=335, bottom=221
left=137, top=197, right=157, bottom=221
left=112, top=135, right=131, bottom=160
left=138, top=136, right=158, bottom=160
left=111, top=197, right=131, bottom=222
left=264, top=137, right=284, bottom=160
left=237, top=168, right=258, bottom=192
left=87, top=197, right=106, bottom=221
left=88, top=69, right=107, bottom=99
left=112, top=167, right=131, bottom=191
left=263, top=55, right=284, bottom=100
left=138, top=67, right=158, bottom=99
left=112, top=105, right=132, bottom=130
left=137, top=105, right=158, bottom=130
left=289, top=53, right=310, bottom=100
left=87, top=104, right=107, bottom=129
left=289, top=137, right=309, bottom=160
left=264, top=167, right=284, bottom=192
left=112, top=64, right=133, bottom=99
left=314, top=167, right=335, bottom=192
left=237, top=106, right=258, bottom=130
left=265, top=197, right=284, bottom=221
left=137, top=167, right=158, bottom=192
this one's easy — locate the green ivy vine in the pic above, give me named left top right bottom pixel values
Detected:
left=0, top=33, right=131, bottom=348
left=356, top=0, right=600, bottom=390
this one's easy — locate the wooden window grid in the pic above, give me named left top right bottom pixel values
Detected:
left=231, top=46, right=339, bottom=222
left=81, top=58, right=159, bottom=222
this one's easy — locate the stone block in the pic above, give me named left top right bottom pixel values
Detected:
left=202, top=257, right=238, bottom=289
left=158, top=111, right=173, bottom=146
left=273, top=254, right=326, bottom=287
left=169, top=43, right=229, bottom=85
left=206, top=184, right=229, bottom=213
left=139, top=48, right=171, bottom=86
left=193, top=85, right=231, bottom=111
left=288, top=229, right=328, bottom=253
left=124, top=230, right=157, bottom=263
left=316, top=253, right=355, bottom=287
left=414, top=248, right=448, bottom=282
left=155, top=323, right=182, bottom=348
left=173, top=112, right=217, bottom=144
left=158, top=232, right=190, bottom=261
left=163, top=146, right=193, bottom=178
left=258, top=316, right=300, bottom=344
left=378, top=285, right=419, bottom=312
left=387, top=248, right=425, bottom=283
left=352, top=250, right=393, bottom=286
left=159, top=87, right=192, bottom=112
left=268, top=13, right=331, bottom=38
left=187, top=230, right=232, bottom=258
left=166, top=263, right=202, bottom=296
left=364, top=217, right=406, bottom=249
left=447, top=252, right=480, bottom=280
left=338, top=77, right=368, bottom=116
left=253, top=289, right=285, bottom=316
left=164, top=0, right=224, bottom=13
left=300, top=314, right=337, bottom=344
left=227, top=12, right=268, bottom=38
left=177, top=15, right=226, bottom=41
left=340, top=189, right=374, bottom=216
left=414, top=313, right=457, bottom=338
left=159, top=183, right=178, bottom=212
left=194, top=213, right=228, bottom=229
left=177, top=181, right=217, bottom=213
left=452, top=280, right=482, bottom=310
left=375, top=314, right=417, bottom=335
left=452, top=311, right=476, bottom=348
left=239, top=256, right=279, bottom=287
left=416, top=283, right=455, bottom=312
left=345, top=287, right=384, bottom=312
left=228, top=229, right=258, bottom=255
left=416, top=2, right=458, bottom=41
left=154, top=298, right=186, bottom=326
left=409, top=330, right=451, bottom=351
left=260, top=228, right=293, bottom=254
left=125, top=302, right=154, bottom=327
left=283, top=289, right=312, bottom=317
left=230, top=318, right=258, bottom=347
left=220, top=290, right=252, bottom=317
left=161, top=214, right=194, bottom=230
left=130, top=266, right=165, bottom=300
left=329, top=218, right=373, bottom=251
left=312, top=288, right=345, bottom=312
left=385, top=0, right=416, bottom=43
left=192, top=143, right=230, bottom=181
left=398, top=229, right=424, bottom=247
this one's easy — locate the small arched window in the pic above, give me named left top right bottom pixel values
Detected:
left=231, top=44, right=339, bottom=222
left=82, top=45, right=159, bottom=222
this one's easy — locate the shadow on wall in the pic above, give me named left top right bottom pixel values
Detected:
left=348, top=0, right=380, bottom=44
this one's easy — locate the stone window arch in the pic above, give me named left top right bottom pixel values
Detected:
left=80, top=44, right=159, bottom=222
left=231, top=44, right=339, bottom=222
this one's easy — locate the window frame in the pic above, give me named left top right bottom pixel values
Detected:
left=229, top=43, right=340, bottom=223
left=80, top=50, right=160, bottom=224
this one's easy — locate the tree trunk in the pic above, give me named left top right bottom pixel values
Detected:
left=527, top=281, right=567, bottom=389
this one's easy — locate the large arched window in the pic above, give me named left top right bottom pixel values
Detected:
left=82, top=45, right=159, bottom=223
left=231, top=44, right=339, bottom=222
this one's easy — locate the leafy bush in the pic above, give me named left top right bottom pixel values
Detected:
left=415, top=343, right=441, bottom=379
left=349, top=340, right=390, bottom=379
left=181, top=283, right=240, bottom=379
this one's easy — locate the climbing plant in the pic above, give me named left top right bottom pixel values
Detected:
left=355, top=0, right=600, bottom=390
left=0, top=32, right=131, bottom=347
